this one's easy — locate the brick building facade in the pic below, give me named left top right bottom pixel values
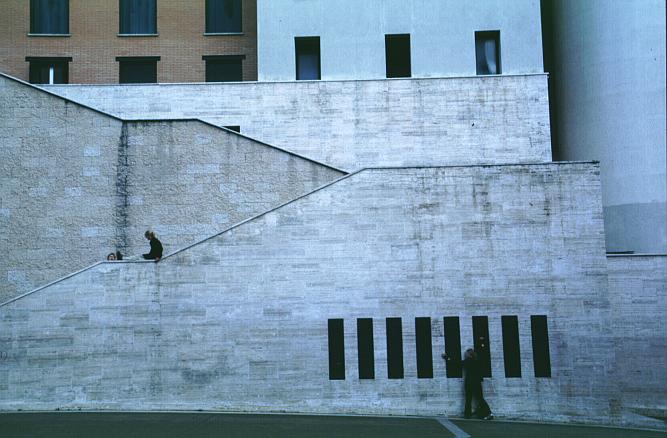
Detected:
left=0, top=0, right=257, bottom=84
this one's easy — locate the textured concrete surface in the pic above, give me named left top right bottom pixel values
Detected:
left=607, top=255, right=667, bottom=420
left=257, top=0, right=544, bottom=81
left=47, top=74, right=552, bottom=170
left=1, top=163, right=641, bottom=427
left=0, top=73, right=344, bottom=302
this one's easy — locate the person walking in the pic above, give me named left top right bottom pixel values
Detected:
left=142, top=230, right=163, bottom=261
left=443, top=348, right=493, bottom=420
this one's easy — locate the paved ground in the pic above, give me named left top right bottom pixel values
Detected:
left=0, top=412, right=665, bottom=438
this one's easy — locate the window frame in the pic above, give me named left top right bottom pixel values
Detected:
left=475, top=30, right=502, bottom=75
left=203, top=55, right=245, bottom=82
left=26, top=56, right=72, bottom=84
left=29, top=0, right=70, bottom=36
left=205, top=0, right=243, bottom=35
left=116, top=56, right=160, bottom=84
left=294, top=36, right=321, bottom=81
left=118, top=0, right=158, bottom=36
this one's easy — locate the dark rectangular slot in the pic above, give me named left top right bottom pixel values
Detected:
left=472, top=316, right=492, bottom=377
left=501, top=315, right=521, bottom=378
left=118, top=57, right=159, bottom=84
left=224, top=126, right=240, bottom=133
left=357, top=318, right=375, bottom=379
left=295, top=37, right=321, bottom=80
left=204, top=56, right=244, bottom=82
left=385, top=34, right=411, bottom=78
left=475, top=30, right=501, bottom=75
left=531, top=315, right=551, bottom=377
left=328, top=318, right=345, bottom=380
left=443, top=316, right=462, bottom=378
left=415, top=317, right=433, bottom=378
left=386, top=317, right=404, bottom=379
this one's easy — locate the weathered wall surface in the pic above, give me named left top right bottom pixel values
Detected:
left=118, top=120, right=344, bottom=258
left=607, top=255, right=667, bottom=419
left=48, top=74, right=552, bottom=170
left=0, top=74, right=123, bottom=302
left=0, top=73, right=344, bottom=302
left=0, top=163, right=639, bottom=427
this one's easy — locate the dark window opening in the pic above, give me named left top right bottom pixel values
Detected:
left=385, top=34, right=411, bottom=78
left=501, top=315, right=522, bottom=378
left=117, top=57, right=159, bottom=83
left=224, top=126, right=240, bottom=133
left=386, top=317, right=404, bottom=379
left=475, top=30, right=501, bottom=75
left=328, top=319, right=345, bottom=380
left=357, top=318, right=375, bottom=379
left=531, top=315, right=551, bottom=377
left=443, top=316, right=463, bottom=378
left=204, top=55, right=244, bottom=82
left=119, top=0, right=157, bottom=34
left=206, top=0, right=242, bottom=33
left=472, top=316, right=492, bottom=377
left=415, top=317, right=433, bottom=378
left=295, top=37, right=321, bottom=80
left=27, top=57, right=71, bottom=84
left=30, top=0, right=69, bottom=34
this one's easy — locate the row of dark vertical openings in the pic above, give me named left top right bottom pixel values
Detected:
left=328, top=315, right=550, bottom=380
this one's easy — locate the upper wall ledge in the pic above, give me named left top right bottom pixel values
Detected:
left=43, top=73, right=549, bottom=87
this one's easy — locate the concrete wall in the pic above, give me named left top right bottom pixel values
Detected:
left=48, top=74, right=552, bottom=171
left=0, top=73, right=344, bottom=302
left=1, top=163, right=646, bottom=428
left=545, top=0, right=667, bottom=253
left=607, top=255, right=667, bottom=419
left=257, top=0, right=544, bottom=81
left=0, top=74, right=123, bottom=302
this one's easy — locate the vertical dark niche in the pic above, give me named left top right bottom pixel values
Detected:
left=115, top=123, right=130, bottom=251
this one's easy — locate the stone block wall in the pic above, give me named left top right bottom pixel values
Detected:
left=0, top=74, right=123, bottom=301
left=48, top=74, right=552, bottom=170
left=607, top=255, right=667, bottom=420
left=0, top=73, right=344, bottom=302
left=0, top=163, right=636, bottom=427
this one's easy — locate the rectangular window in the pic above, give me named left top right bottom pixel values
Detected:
left=415, top=317, right=433, bottom=378
left=386, top=317, right=404, bottom=379
left=295, top=37, right=321, bottom=81
left=30, top=0, right=69, bottom=34
left=501, top=315, right=521, bottom=378
left=119, top=0, right=157, bottom=34
left=531, top=315, right=551, bottom=377
left=27, top=57, right=71, bottom=84
left=204, top=55, right=244, bottom=82
left=328, top=319, right=345, bottom=380
left=357, top=318, right=375, bottom=379
left=385, top=34, right=411, bottom=78
left=206, top=0, right=242, bottom=33
left=117, top=57, right=159, bottom=83
left=472, top=316, right=492, bottom=377
left=475, top=30, right=501, bottom=75
left=443, top=316, right=463, bottom=378
left=224, top=126, right=240, bottom=133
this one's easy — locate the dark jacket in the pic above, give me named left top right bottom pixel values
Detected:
left=463, top=357, right=483, bottom=386
left=143, top=237, right=163, bottom=260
